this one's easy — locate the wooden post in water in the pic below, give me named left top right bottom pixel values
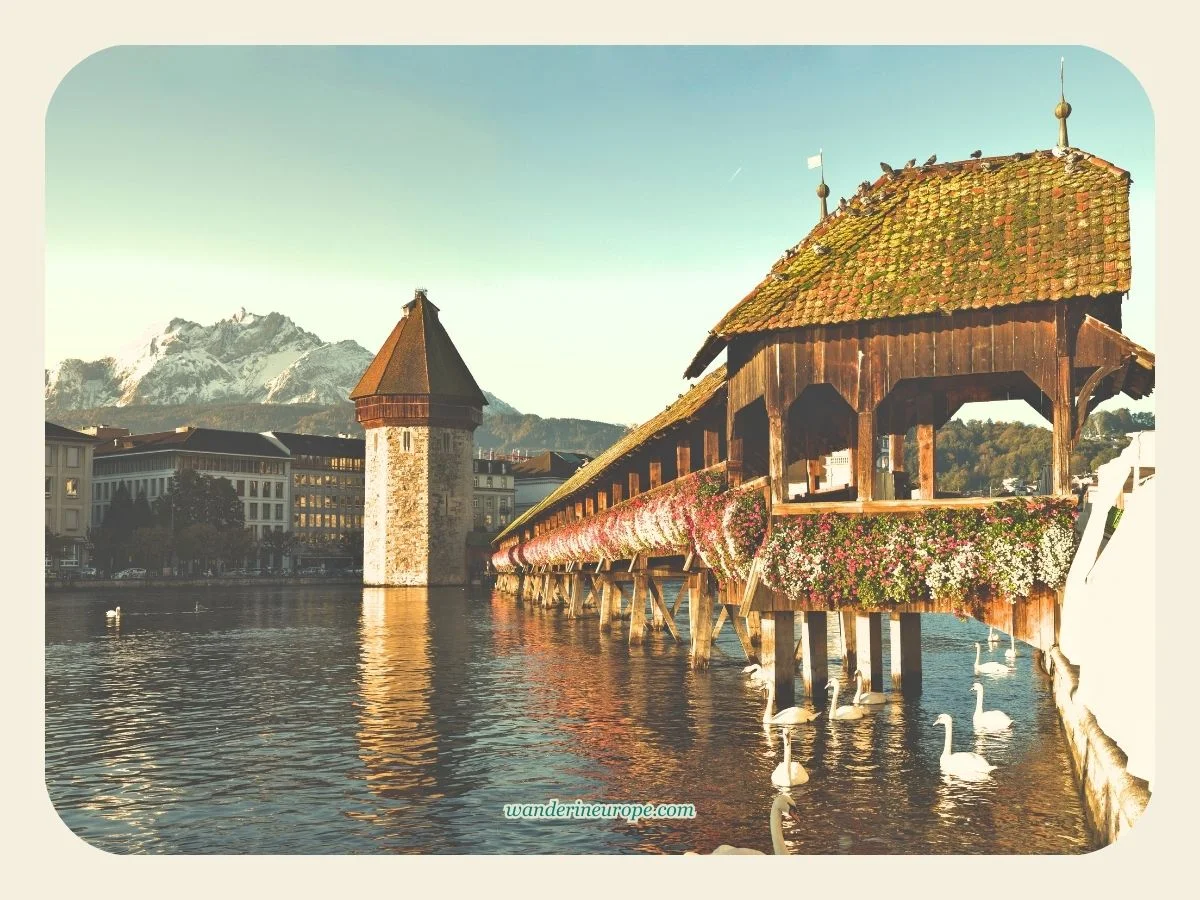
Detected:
left=650, top=575, right=666, bottom=631
left=689, top=572, right=714, bottom=670
left=801, top=611, right=829, bottom=703
left=890, top=612, right=922, bottom=695
left=747, top=611, right=762, bottom=648
left=629, top=561, right=648, bottom=646
left=568, top=572, right=585, bottom=619
left=598, top=576, right=614, bottom=632
left=763, top=610, right=796, bottom=711
left=839, top=609, right=857, bottom=674
left=855, top=612, right=884, bottom=691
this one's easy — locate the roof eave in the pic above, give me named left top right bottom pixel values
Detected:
left=684, top=333, right=726, bottom=379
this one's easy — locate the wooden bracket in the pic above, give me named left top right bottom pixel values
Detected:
left=1073, top=354, right=1134, bottom=444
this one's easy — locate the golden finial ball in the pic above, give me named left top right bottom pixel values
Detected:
left=816, top=182, right=830, bottom=198
left=1055, top=99, right=1072, bottom=120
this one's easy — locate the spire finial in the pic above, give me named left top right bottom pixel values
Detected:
left=1055, top=57, right=1072, bottom=149
left=808, top=149, right=828, bottom=221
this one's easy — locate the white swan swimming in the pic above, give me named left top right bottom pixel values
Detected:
left=852, top=669, right=886, bottom=706
left=744, top=663, right=774, bottom=685
left=827, top=678, right=865, bottom=720
left=973, top=642, right=1009, bottom=676
left=105, top=605, right=121, bottom=620
left=934, top=713, right=996, bottom=777
left=987, top=624, right=999, bottom=645
left=1004, top=632, right=1018, bottom=661
left=771, top=728, right=810, bottom=787
left=687, top=793, right=796, bottom=855
left=762, top=680, right=820, bottom=725
left=971, top=682, right=1013, bottom=732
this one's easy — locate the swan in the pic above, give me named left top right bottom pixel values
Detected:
left=827, top=678, right=865, bottom=720
left=105, top=605, right=121, bottom=620
left=1004, top=632, right=1018, bottom=661
left=971, top=682, right=1013, bottom=732
left=771, top=728, right=810, bottom=787
left=762, top=680, right=820, bottom=725
left=852, top=669, right=886, bottom=706
left=744, top=663, right=774, bottom=685
left=687, top=794, right=795, bottom=855
left=934, top=713, right=996, bottom=777
left=987, top=624, right=999, bottom=645
left=973, top=642, right=1009, bottom=676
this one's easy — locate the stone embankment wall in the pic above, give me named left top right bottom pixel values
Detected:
left=46, top=577, right=362, bottom=592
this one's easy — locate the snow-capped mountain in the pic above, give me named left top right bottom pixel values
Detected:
left=45, top=309, right=520, bottom=414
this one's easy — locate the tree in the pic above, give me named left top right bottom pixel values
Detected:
left=258, top=529, right=298, bottom=570
left=338, top=530, right=364, bottom=566
left=160, top=470, right=245, bottom=531
left=174, top=523, right=220, bottom=574
left=129, top=525, right=172, bottom=572
left=217, top=527, right=255, bottom=568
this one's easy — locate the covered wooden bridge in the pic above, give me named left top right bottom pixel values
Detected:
left=492, top=141, right=1155, bottom=712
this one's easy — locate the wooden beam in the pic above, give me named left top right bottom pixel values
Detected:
left=676, top=439, right=692, bottom=478
left=689, top=573, right=714, bottom=669
left=597, top=489, right=608, bottom=512
left=764, top=611, right=796, bottom=711
left=585, top=496, right=595, bottom=516
left=703, top=429, right=721, bottom=468
left=671, top=579, right=687, bottom=617
left=647, top=577, right=681, bottom=642
left=738, top=556, right=763, bottom=617
left=568, top=573, right=585, bottom=619
left=727, top=606, right=758, bottom=662
left=598, top=575, right=614, bottom=631
left=856, top=409, right=876, bottom=501
left=710, top=604, right=729, bottom=641
left=888, top=433, right=905, bottom=472
left=855, top=612, right=884, bottom=691
left=728, top=437, right=744, bottom=488
left=611, top=482, right=624, bottom=504
left=649, top=461, right=662, bottom=490
left=890, top=612, right=922, bottom=695
left=801, top=611, right=829, bottom=701
left=628, top=471, right=641, bottom=498
left=917, top=423, right=935, bottom=500
left=629, top=571, right=648, bottom=645
left=807, top=458, right=822, bottom=494
left=768, top=406, right=787, bottom=504
left=1052, top=304, right=1075, bottom=496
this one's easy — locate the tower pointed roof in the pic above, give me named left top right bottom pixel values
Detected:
left=350, top=289, right=487, bottom=406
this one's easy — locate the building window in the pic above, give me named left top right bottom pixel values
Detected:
left=298, top=495, right=306, bottom=508
left=66, top=446, right=80, bottom=468
left=64, top=478, right=79, bottom=499
left=64, top=509, right=79, bottom=531
left=275, top=503, right=283, bottom=521
left=45, top=445, right=56, bottom=466
left=487, top=476, right=493, bottom=487
left=45, top=476, right=52, bottom=498
left=298, top=513, right=306, bottom=527
left=402, top=430, right=411, bottom=453
left=442, top=433, right=450, bottom=452
left=262, top=481, right=270, bottom=497
left=275, top=482, right=283, bottom=499
left=250, top=481, right=258, bottom=498
left=237, top=480, right=245, bottom=497
left=249, top=503, right=258, bottom=520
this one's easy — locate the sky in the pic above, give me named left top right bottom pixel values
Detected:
left=45, top=46, right=1155, bottom=427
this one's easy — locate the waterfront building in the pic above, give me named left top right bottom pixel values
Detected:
left=472, top=456, right=516, bottom=532
left=511, top=451, right=593, bottom=515
left=265, top=431, right=365, bottom=570
left=92, top=426, right=291, bottom=542
left=45, top=422, right=96, bottom=571
left=351, top=289, right=487, bottom=586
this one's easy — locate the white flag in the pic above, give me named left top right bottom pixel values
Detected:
left=807, top=153, right=822, bottom=170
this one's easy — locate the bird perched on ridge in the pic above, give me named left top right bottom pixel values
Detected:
left=858, top=180, right=872, bottom=193
left=1011, top=151, right=1029, bottom=161
left=880, top=161, right=894, bottom=175
left=923, top=154, right=937, bottom=167
left=969, top=149, right=983, bottom=159
left=838, top=197, right=848, bottom=211
left=812, top=243, right=830, bottom=256
left=904, top=158, right=917, bottom=169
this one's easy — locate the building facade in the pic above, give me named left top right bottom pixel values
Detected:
left=45, top=422, right=95, bottom=570
left=472, top=457, right=515, bottom=532
left=511, top=451, right=593, bottom=515
left=351, top=289, right=487, bottom=586
left=91, top=426, right=291, bottom=543
left=265, top=432, right=365, bottom=569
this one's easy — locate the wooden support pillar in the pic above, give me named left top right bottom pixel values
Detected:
left=1052, top=358, right=1074, bottom=496
left=597, top=490, right=607, bottom=512
left=888, top=433, right=905, bottom=472
left=598, top=577, right=614, bottom=631
left=629, top=568, right=648, bottom=646
left=839, top=608, right=857, bottom=674
left=650, top=578, right=666, bottom=630
left=807, top=459, right=821, bottom=494
left=677, top=440, right=692, bottom=478
left=768, top=405, right=788, bottom=505
left=567, top=572, right=585, bottom=619
left=747, top=611, right=762, bottom=648
left=801, top=611, right=829, bottom=703
left=628, top=471, right=641, bottom=498
left=855, top=409, right=877, bottom=501
left=648, top=461, right=662, bottom=490
left=917, top=395, right=936, bottom=500
left=575, top=501, right=584, bottom=520
left=889, top=612, right=922, bottom=695
left=647, top=578, right=681, bottom=642
left=855, top=612, right=884, bottom=691
left=689, top=573, right=714, bottom=670
left=728, top=438, right=744, bottom=487
left=585, top=497, right=595, bottom=517
left=703, top=428, right=721, bottom=469
left=762, top=610, right=796, bottom=711
left=611, top=482, right=624, bottom=505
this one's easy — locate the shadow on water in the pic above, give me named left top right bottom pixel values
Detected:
left=45, top=584, right=1093, bottom=854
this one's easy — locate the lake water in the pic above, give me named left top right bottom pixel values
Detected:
left=44, top=585, right=1093, bottom=854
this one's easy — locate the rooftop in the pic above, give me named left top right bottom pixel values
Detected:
left=45, top=422, right=97, bottom=443
left=267, top=431, right=365, bottom=458
left=687, top=148, right=1132, bottom=377
left=350, top=289, right=488, bottom=405
left=94, top=426, right=290, bottom=459
left=511, top=451, right=594, bottom=479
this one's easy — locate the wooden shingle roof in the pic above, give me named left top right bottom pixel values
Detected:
left=686, top=148, right=1133, bottom=377
left=350, top=290, right=487, bottom=405
left=494, top=365, right=727, bottom=544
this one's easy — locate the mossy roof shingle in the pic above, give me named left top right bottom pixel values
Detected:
left=685, top=148, right=1132, bottom=378
left=494, top=364, right=727, bottom=545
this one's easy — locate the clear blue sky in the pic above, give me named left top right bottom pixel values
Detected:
left=45, top=46, right=1154, bottom=426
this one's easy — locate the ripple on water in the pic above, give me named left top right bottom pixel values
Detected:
left=45, top=586, right=1093, bottom=854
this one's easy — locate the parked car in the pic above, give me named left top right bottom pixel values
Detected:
left=112, top=568, right=147, bottom=580
left=79, top=566, right=99, bottom=578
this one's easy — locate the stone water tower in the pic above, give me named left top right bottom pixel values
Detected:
left=350, top=289, right=487, bottom=586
